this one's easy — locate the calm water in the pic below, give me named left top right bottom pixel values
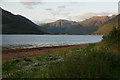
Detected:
left=2, top=35, right=103, bottom=49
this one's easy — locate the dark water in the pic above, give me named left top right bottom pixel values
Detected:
left=2, top=35, right=103, bottom=49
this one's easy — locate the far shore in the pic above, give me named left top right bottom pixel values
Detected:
left=2, top=43, right=90, bottom=61
left=2, top=33, right=104, bottom=35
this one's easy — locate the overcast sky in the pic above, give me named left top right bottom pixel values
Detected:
left=0, top=0, right=118, bottom=24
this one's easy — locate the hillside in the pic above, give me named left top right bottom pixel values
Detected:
left=40, top=16, right=114, bottom=35
left=1, top=8, right=44, bottom=34
left=40, top=19, right=95, bottom=34
left=80, top=16, right=115, bottom=27
left=40, top=19, right=82, bottom=34
left=93, top=15, right=119, bottom=35
left=1, top=7, right=117, bottom=35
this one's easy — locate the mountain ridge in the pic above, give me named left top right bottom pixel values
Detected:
left=1, top=8, right=118, bottom=35
left=93, top=14, right=119, bottom=35
left=1, top=8, right=45, bottom=34
left=40, top=15, right=115, bottom=34
left=80, top=15, right=115, bottom=27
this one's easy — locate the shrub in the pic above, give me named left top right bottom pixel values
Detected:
left=23, top=57, right=32, bottom=62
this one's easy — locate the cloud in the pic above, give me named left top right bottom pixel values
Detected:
left=45, top=8, right=53, bottom=11
left=21, top=0, right=42, bottom=2
left=1, top=0, right=19, bottom=2
left=78, top=12, right=116, bottom=19
left=70, top=2, right=79, bottom=4
left=24, top=5, right=34, bottom=9
left=61, top=12, right=70, bottom=16
left=58, top=5, right=66, bottom=8
left=22, top=2, right=40, bottom=6
left=50, top=11, right=70, bottom=16
left=37, top=18, right=55, bottom=24
left=21, top=0, right=42, bottom=9
left=68, top=12, right=116, bottom=21
left=50, top=12, right=57, bottom=16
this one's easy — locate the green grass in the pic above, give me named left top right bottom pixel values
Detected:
left=2, top=49, right=69, bottom=78
left=48, top=45, right=120, bottom=78
left=2, top=44, right=120, bottom=78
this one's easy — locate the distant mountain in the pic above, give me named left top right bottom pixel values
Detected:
left=80, top=16, right=115, bottom=27
left=43, top=19, right=78, bottom=28
left=40, top=16, right=114, bottom=34
left=80, top=16, right=115, bottom=34
left=93, top=15, right=119, bottom=35
left=40, top=19, right=85, bottom=34
left=1, top=7, right=117, bottom=35
left=40, top=19, right=93, bottom=34
left=1, top=8, right=44, bottom=34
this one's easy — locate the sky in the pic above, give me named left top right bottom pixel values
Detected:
left=0, top=0, right=119, bottom=24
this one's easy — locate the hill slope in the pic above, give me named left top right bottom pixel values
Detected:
left=93, top=15, right=119, bottom=35
left=80, top=16, right=114, bottom=27
left=1, top=8, right=44, bottom=34
left=40, top=16, right=114, bottom=35
left=40, top=19, right=86, bottom=34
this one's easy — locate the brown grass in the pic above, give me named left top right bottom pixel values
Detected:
left=2, top=44, right=89, bottom=61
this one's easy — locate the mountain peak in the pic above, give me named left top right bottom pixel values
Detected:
left=2, top=8, right=44, bottom=34
left=80, top=15, right=116, bottom=27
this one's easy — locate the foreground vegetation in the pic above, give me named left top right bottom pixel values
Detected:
left=3, top=28, right=120, bottom=78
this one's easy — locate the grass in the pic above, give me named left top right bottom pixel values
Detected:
left=2, top=43, right=120, bottom=78
left=2, top=48, right=69, bottom=78
left=48, top=44, right=120, bottom=78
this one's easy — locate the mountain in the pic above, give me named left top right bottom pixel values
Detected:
left=2, top=7, right=116, bottom=35
left=40, top=16, right=114, bottom=35
left=1, top=8, right=44, bottom=34
left=93, top=14, right=119, bottom=35
left=40, top=19, right=85, bottom=34
left=80, top=16, right=114, bottom=27
left=43, top=19, right=78, bottom=28
left=80, top=16, right=115, bottom=34
left=40, top=19, right=95, bottom=34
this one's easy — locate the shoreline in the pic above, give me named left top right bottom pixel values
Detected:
left=2, top=43, right=90, bottom=61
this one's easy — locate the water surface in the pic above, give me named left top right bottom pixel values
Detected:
left=2, top=35, right=103, bottom=49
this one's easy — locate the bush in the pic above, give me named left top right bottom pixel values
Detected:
left=103, top=27, right=120, bottom=43
left=23, top=57, right=32, bottom=62
left=48, top=48, right=120, bottom=78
